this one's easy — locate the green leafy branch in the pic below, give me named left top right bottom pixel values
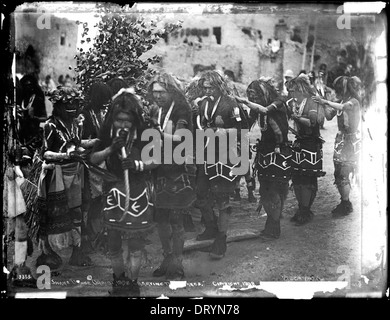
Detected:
left=73, top=3, right=182, bottom=106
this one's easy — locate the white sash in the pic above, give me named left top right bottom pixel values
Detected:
left=21, top=94, right=36, bottom=111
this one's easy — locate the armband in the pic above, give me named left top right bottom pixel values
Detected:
left=233, top=106, right=242, bottom=122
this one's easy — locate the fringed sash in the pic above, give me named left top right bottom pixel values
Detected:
left=6, top=174, right=26, bottom=219
left=37, top=164, right=72, bottom=236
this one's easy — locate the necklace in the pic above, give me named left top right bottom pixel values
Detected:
left=295, top=98, right=307, bottom=116
left=204, top=96, right=221, bottom=121
left=293, top=98, right=307, bottom=131
left=157, top=101, right=175, bottom=131
left=21, top=94, right=36, bottom=111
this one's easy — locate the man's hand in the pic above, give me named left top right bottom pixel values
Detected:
left=111, top=136, right=126, bottom=151
left=121, top=156, right=144, bottom=172
left=121, top=158, right=136, bottom=171
left=28, top=106, right=34, bottom=118
left=68, top=151, right=86, bottom=162
left=312, top=96, right=325, bottom=105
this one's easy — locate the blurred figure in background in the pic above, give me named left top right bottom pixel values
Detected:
left=41, top=75, right=57, bottom=94
left=282, top=69, right=294, bottom=97
left=327, top=52, right=348, bottom=89
left=64, top=74, right=73, bottom=87
left=18, top=74, right=47, bottom=150
left=314, top=64, right=333, bottom=129
left=308, top=70, right=316, bottom=85
left=6, top=146, right=36, bottom=288
left=58, top=75, right=65, bottom=86
left=107, top=77, right=129, bottom=97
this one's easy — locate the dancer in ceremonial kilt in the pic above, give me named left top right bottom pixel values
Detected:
left=36, top=86, right=94, bottom=269
left=147, top=73, right=197, bottom=279
left=286, top=75, right=326, bottom=225
left=194, top=70, right=247, bottom=258
left=312, top=76, right=362, bottom=217
left=90, top=89, right=155, bottom=296
left=236, top=78, right=291, bottom=239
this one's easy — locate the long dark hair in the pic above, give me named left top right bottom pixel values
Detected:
left=285, top=75, right=317, bottom=97
left=286, top=75, right=324, bottom=125
left=20, top=74, right=44, bottom=99
left=147, top=72, right=193, bottom=131
left=99, top=90, right=145, bottom=145
left=333, top=76, right=362, bottom=102
left=247, top=79, right=279, bottom=107
left=107, top=77, right=129, bottom=96
left=197, top=70, right=231, bottom=97
left=246, top=79, right=284, bottom=128
left=86, top=82, right=113, bottom=111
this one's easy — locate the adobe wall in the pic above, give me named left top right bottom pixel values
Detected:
left=14, top=11, right=78, bottom=83
left=142, top=12, right=376, bottom=87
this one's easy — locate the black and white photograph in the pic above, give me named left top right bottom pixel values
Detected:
left=1, top=1, right=387, bottom=304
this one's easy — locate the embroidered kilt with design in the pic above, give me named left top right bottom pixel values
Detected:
left=291, top=138, right=326, bottom=177
left=103, top=178, right=155, bottom=234
left=155, top=163, right=197, bottom=209
left=203, top=161, right=239, bottom=194
left=37, top=163, right=82, bottom=237
left=254, top=141, right=292, bottom=182
left=333, top=132, right=360, bottom=166
left=196, top=95, right=244, bottom=195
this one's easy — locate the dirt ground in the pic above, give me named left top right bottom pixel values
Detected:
left=4, top=118, right=387, bottom=299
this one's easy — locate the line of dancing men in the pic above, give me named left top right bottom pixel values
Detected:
left=7, top=69, right=362, bottom=295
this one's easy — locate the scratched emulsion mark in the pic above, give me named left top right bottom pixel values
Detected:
left=15, top=292, right=67, bottom=299
left=360, top=18, right=387, bottom=283
left=168, top=281, right=187, bottom=290
left=218, top=282, right=349, bottom=299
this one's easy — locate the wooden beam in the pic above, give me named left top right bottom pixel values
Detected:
left=184, top=228, right=261, bottom=252
left=301, top=22, right=310, bottom=71
left=309, top=19, right=318, bottom=72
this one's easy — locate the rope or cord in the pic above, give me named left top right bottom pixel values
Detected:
left=118, top=132, right=135, bottom=223
left=122, top=147, right=130, bottom=214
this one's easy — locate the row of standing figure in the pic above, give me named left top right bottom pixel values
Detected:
left=236, top=73, right=361, bottom=239
left=7, top=71, right=362, bottom=296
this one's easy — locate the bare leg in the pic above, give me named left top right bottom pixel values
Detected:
left=156, top=210, right=172, bottom=256
left=338, top=184, right=351, bottom=201
left=128, top=249, right=143, bottom=280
